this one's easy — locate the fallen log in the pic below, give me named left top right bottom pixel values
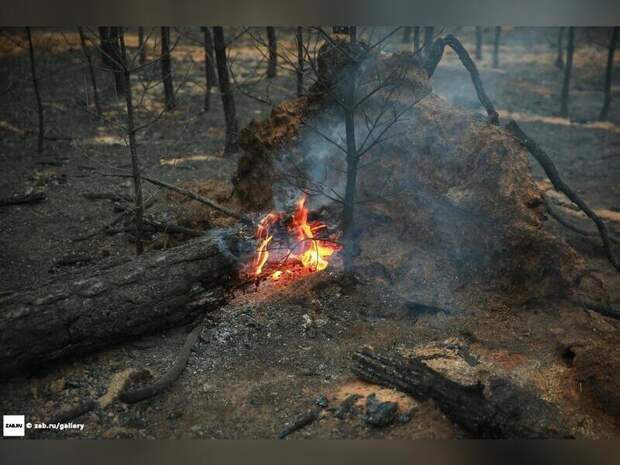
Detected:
left=352, top=348, right=572, bottom=438
left=0, top=228, right=245, bottom=379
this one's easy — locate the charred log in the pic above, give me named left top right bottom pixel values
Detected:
left=352, top=349, right=572, bottom=438
left=0, top=229, right=244, bottom=379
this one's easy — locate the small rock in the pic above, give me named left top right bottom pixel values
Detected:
left=364, top=393, right=398, bottom=428
left=315, top=394, right=328, bottom=408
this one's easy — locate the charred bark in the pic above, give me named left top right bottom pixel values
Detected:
left=26, top=27, right=44, bottom=154
left=160, top=27, right=176, bottom=111
left=560, top=27, right=575, bottom=117
left=266, top=27, right=277, bottom=78
left=98, top=27, right=126, bottom=97
left=213, top=26, right=239, bottom=154
left=600, top=27, right=618, bottom=121
left=0, top=229, right=243, bottom=379
left=78, top=27, right=102, bottom=115
left=201, top=26, right=217, bottom=112
left=342, top=66, right=358, bottom=278
left=352, top=349, right=572, bottom=438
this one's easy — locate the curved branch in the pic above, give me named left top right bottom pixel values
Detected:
left=508, top=120, right=620, bottom=274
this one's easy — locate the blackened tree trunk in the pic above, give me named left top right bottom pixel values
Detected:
left=201, top=26, right=217, bottom=111
left=560, top=27, right=575, bottom=117
left=555, top=27, right=565, bottom=69
left=600, top=27, right=618, bottom=121
left=342, top=31, right=358, bottom=278
left=475, top=26, right=483, bottom=60
left=413, top=26, right=420, bottom=52
left=492, top=26, right=501, bottom=68
left=424, top=27, right=434, bottom=48
left=25, top=27, right=44, bottom=154
left=98, top=27, right=113, bottom=68
left=78, top=27, right=102, bottom=115
left=0, top=229, right=241, bottom=378
left=296, top=26, right=304, bottom=96
left=99, top=27, right=126, bottom=97
left=119, top=29, right=145, bottom=255
left=266, top=27, right=278, bottom=78
left=402, top=27, right=413, bottom=44
left=160, top=27, right=176, bottom=111
left=213, top=27, right=239, bottom=154
left=138, top=26, right=147, bottom=65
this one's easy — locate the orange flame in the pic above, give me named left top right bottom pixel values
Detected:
left=250, top=194, right=340, bottom=281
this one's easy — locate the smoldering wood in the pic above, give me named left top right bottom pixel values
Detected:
left=0, top=229, right=244, bottom=379
left=352, top=349, right=572, bottom=438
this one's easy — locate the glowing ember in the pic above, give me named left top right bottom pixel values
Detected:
left=249, top=194, right=341, bottom=281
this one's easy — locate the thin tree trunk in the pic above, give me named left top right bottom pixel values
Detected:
left=201, top=26, right=217, bottom=112
left=413, top=27, right=420, bottom=52
left=119, top=29, right=145, bottom=255
left=342, top=31, right=358, bottom=278
left=402, top=27, right=413, bottom=44
left=266, top=27, right=277, bottom=78
left=296, top=26, right=304, bottom=96
left=492, top=26, right=501, bottom=68
left=213, top=27, right=239, bottom=154
left=101, top=27, right=126, bottom=97
left=600, top=27, right=618, bottom=121
left=349, top=26, right=357, bottom=44
left=160, top=27, right=175, bottom=111
left=78, top=27, right=102, bottom=115
left=475, top=26, right=483, bottom=60
left=26, top=27, right=44, bottom=154
left=560, top=27, right=575, bottom=117
left=555, top=27, right=564, bottom=69
left=138, top=27, right=147, bottom=65
left=424, top=27, right=434, bottom=48
left=98, top=27, right=113, bottom=68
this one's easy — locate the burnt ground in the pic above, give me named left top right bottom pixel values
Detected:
left=1, top=27, right=620, bottom=439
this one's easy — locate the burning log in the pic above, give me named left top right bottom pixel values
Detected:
left=0, top=228, right=245, bottom=379
left=352, top=348, right=572, bottom=438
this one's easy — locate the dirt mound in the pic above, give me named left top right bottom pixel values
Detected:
left=232, top=43, right=581, bottom=301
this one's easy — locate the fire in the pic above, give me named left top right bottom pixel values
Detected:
left=250, top=194, right=340, bottom=281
